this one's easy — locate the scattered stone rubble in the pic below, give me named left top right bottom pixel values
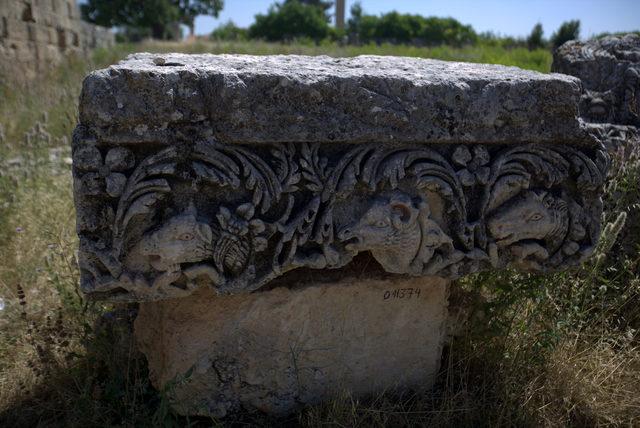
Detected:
left=73, top=53, right=609, bottom=416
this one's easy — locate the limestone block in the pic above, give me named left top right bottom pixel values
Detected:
left=80, top=53, right=590, bottom=145
left=51, top=0, right=66, bottom=15
left=46, top=26, right=57, bottom=45
left=4, top=18, right=30, bottom=41
left=38, top=10, right=53, bottom=27
left=135, top=274, right=450, bottom=417
left=73, top=54, right=608, bottom=303
left=9, top=40, right=36, bottom=62
left=72, top=53, right=611, bottom=418
left=553, top=34, right=640, bottom=127
left=28, top=23, right=51, bottom=44
left=36, top=0, right=54, bottom=14
left=0, top=0, right=23, bottom=20
left=36, top=42, right=63, bottom=67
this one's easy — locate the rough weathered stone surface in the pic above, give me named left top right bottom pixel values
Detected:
left=135, top=273, right=450, bottom=417
left=587, top=122, right=639, bottom=154
left=552, top=34, right=640, bottom=127
left=0, top=0, right=114, bottom=80
left=73, top=54, right=609, bottom=303
left=79, top=53, right=591, bottom=145
left=73, top=54, right=611, bottom=417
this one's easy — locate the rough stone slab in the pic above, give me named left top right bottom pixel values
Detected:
left=135, top=274, right=450, bottom=417
left=79, top=53, right=593, bottom=145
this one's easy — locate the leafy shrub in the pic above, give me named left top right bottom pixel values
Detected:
left=249, top=1, right=330, bottom=42
left=210, top=20, right=248, bottom=41
left=347, top=4, right=476, bottom=46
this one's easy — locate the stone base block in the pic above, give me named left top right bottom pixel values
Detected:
left=134, top=274, right=450, bottom=417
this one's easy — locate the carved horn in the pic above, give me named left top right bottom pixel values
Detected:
left=389, top=192, right=418, bottom=230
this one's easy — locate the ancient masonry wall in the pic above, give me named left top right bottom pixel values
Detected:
left=0, top=0, right=114, bottom=79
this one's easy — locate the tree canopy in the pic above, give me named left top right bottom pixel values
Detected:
left=210, top=20, right=248, bottom=41
left=178, top=0, right=224, bottom=36
left=347, top=5, right=476, bottom=46
left=551, top=20, right=580, bottom=49
left=526, top=23, right=545, bottom=50
left=81, top=0, right=223, bottom=40
left=249, top=1, right=330, bottom=42
left=285, top=0, right=333, bottom=21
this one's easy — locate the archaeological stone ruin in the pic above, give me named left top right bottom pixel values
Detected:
left=72, top=53, right=609, bottom=416
left=553, top=33, right=640, bottom=151
left=0, top=0, right=113, bottom=79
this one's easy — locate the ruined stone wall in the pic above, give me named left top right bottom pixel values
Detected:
left=0, top=0, right=114, bottom=79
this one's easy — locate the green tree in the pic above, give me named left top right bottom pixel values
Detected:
left=420, top=17, right=476, bottom=46
left=373, top=12, right=423, bottom=44
left=81, top=0, right=223, bottom=40
left=249, top=1, right=330, bottom=42
left=526, top=23, right=545, bottom=50
left=285, top=0, right=333, bottom=21
left=81, top=0, right=177, bottom=40
left=551, top=20, right=580, bottom=49
left=346, top=6, right=476, bottom=46
left=178, top=0, right=224, bottom=37
left=346, top=1, right=363, bottom=33
left=210, top=20, right=248, bottom=41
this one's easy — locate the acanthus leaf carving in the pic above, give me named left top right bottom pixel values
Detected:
left=73, top=140, right=609, bottom=302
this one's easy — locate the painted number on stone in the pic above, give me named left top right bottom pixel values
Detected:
left=383, top=288, right=421, bottom=300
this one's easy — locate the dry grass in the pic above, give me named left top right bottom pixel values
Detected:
left=0, top=42, right=638, bottom=427
left=529, top=335, right=640, bottom=426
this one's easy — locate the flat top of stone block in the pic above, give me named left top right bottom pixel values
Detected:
left=79, top=53, right=594, bottom=145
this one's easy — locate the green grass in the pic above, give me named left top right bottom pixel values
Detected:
left=0, top=41, right=638, bottom=427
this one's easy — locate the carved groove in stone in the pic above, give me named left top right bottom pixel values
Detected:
left=73, top=141, right=608, bottom=302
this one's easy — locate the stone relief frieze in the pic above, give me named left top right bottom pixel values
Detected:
left=73, top=139, right=608, bottom=301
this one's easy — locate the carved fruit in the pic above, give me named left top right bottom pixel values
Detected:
left=213, top=233, right=251, bottom=275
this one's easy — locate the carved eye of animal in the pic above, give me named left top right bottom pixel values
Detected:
left=529, top=213, right=543, bottom=222
left=179, top=233, right=195, bottom=241
left=375, top=219, right=389, bottom=228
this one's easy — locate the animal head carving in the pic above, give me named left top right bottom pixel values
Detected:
left=337, top=191, right=423, bottom=273
left=140, top=205, right=214, bottom=272
left=487, top=189, right=569, bottom=248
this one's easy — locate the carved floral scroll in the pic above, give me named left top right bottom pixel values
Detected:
left=73, top=139, right=608, bottom=302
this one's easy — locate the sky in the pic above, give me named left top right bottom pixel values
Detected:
left=194, top=0, right=640, bottom=39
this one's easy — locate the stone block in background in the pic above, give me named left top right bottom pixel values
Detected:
left=552, top=33, right=640, bottom=127
left=0, top=0, right=114, bottom=79
left=73, top=54, right=609, bottom=416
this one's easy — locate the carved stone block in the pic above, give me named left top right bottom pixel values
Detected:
left=73, top=54, right=608, bottom=416
left=552, top=34, right=640, bottom=153
left=552, top=34, right=640, bottom=127
left=73, top=54, right=607, bottom=302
